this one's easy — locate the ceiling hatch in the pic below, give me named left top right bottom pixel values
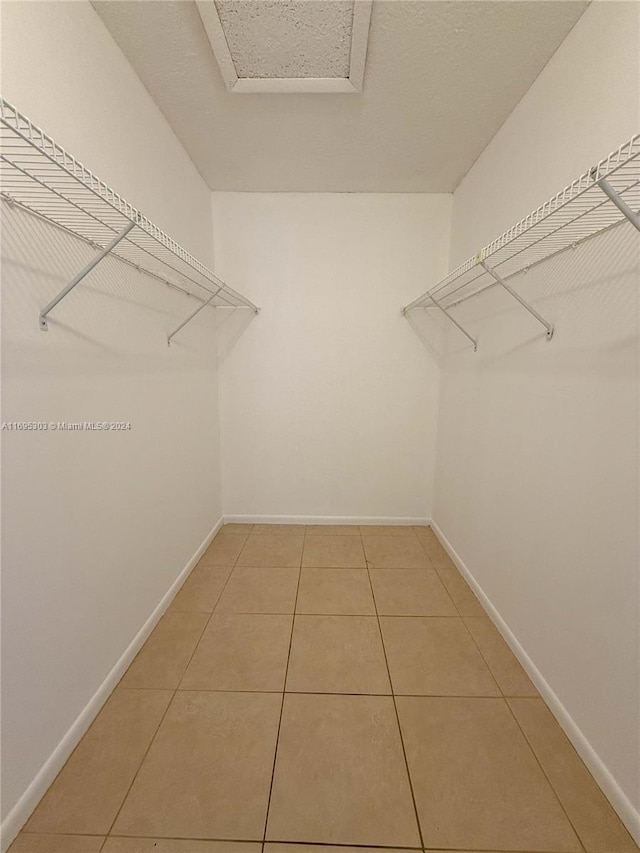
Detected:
left=196, top=0, right=372, bottom=93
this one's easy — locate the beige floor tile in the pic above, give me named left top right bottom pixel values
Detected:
left=418, top=538, right=455, bottom=569
left=363, top=536, right=428, bottom=569
left=370, top=569, right=457, bottom=616
left=396, top=696, right=581, bottom=851
left=103, top=840, right=261, bottom=852
left=221, top=523, right=254, bottom=534
left=509, top=698, right=638, bottom=852
left=236, top=534, right=304, bottom=567
left=200, top=535, right=247, bottom=566
left=464, top=618, right=538, bottom=696
left=113, top=691, right=281, bottom=840
left=266, top=693, right=420, bottom=846
left=296, top=568, right=375, bottom=614
left=287, top=615, right=390, bottom=694
left=425, top=550, right=455, bottom=570
left=305, top=525, right=361, bottom=535
left=119, top=612, right=208, bottom=689
left=360, top=525, right=417, bottom=537
left=215, top=567, right=299, bottom=613
left=181, top=613, right=292, bottom=691
left=380, top=617, right=500, bottom=696
left=437, top=567, right=486, bottom=617
left=413, top=528, right=455, bottom=564
left=412, top=525, right=438, bottom=543
left=8, top=836, right=104, bottom=852
left=302, top=535, right=366, bottom=568
left=169, top=564, right=233, bottom=613
left=251, top=523, right=305, bottom=534
left=25, top=689, right=172, bottom=835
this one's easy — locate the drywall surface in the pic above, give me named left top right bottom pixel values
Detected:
left=433, top=0, right=640, bottom=830
left=213, top=192, right=451, bottom=521
left=0, top=0, right=222, bottom=837
left=449, top=1, right=640, bottom=263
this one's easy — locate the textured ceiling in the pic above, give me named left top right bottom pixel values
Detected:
left=215, top=0, right=354, bottom=78
left=92, top=0, right=588, bottom=192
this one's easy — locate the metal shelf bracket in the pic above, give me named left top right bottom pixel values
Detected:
left=167, top=291, right=260, bottom=345
left=479, top=260, right=554, bottom=340
left=167, top=291, right=218, bottom=346
left=597, top=177, right=640, bottom=233
left=0, top=97, right=259, bottom=332
left=401, top=136, right=639, bottom=331
left=427, top=294, right=478, bottom=351
left=39, top=220, right=136, bottom=330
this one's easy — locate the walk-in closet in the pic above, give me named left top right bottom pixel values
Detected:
left=1, top=1, right=639, bottom=851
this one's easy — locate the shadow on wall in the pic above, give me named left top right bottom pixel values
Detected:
left=459, top=222, right=639, bottom=360
left=403, top=303, right=473, bottom=363
left=405, top=219, right=639, bottom=364
left=2, top=202, right=178, bottom=323
left=216, top=305, right=259, bottom=364
left=1, top=201, right=230, bottom=368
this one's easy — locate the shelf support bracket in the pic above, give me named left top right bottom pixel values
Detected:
left=597, top=178, right=640, bottom=233
left=480, top=260, right=554, bottom=340
left=167, top=290, right=220, bottom=346
left=39, top=220, right=136, bottom=331
left=427, top=294, right=478, bottom=351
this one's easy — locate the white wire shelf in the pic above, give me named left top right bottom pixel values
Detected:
left=402, top=134, right=640, bottom=349
left=0, top=97, right=258, bottom=338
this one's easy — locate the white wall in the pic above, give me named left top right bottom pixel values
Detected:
left=0, top=0, right=223, bottom=841
left=213, top=193, right=451, bottom=522
left=433, top=0, right=640, bottom=835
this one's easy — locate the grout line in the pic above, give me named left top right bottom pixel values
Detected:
left=292, top=613, right=464, bottom=619
left=429, top=551, right=587, bottom=843
left=115, top=686, right=537, bottom=699
left=361, top=528, right=426, bottom=850
left=260, top=527, right=305, bottom=843
left=102, top=527, right=244, bottom=847
left=96, top=834, right=427, bottom=850
left=27, top=545, right=234, bottom=853
left=416, top=528, right=589, bottom=853
left=456, top=612, right=502, bottom=696
left=102, top=628, right=205, bottom=841
left=447, top=594, right=589, bottom=843
left=503, top=699, right=588, bottom=853
left=49, top=524, right=590, bottom=853
left=40, top=826, right=585, bottom=853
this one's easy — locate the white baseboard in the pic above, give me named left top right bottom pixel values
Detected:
left=224, top=514, right=432, bottom=526
left=0, top=516, right=224, bottom=853
left=430, top=519, right=640, bottom=846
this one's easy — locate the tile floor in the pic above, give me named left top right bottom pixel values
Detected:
left=11, top=524, right=637, bottom=853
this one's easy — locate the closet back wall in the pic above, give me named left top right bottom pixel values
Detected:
left=213, top=193, right=451, bottom=522
left=1, top=0, right=222, bottom=839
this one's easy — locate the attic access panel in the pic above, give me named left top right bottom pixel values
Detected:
left=196, top=0, right=372, bottom=93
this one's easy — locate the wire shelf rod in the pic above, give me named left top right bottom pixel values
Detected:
left=1, top=194, right=234, bottom=310
left=1, top=155, right=230, bottom=305
left=403, top=134, right=640, bottom=315
left=0, top=96, right=259, bottom=333
left=432, top=213, right=631, bottom=313
left=402, top=134, right=640, bottom=349
left=428, top=177, right=640, bottom=305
